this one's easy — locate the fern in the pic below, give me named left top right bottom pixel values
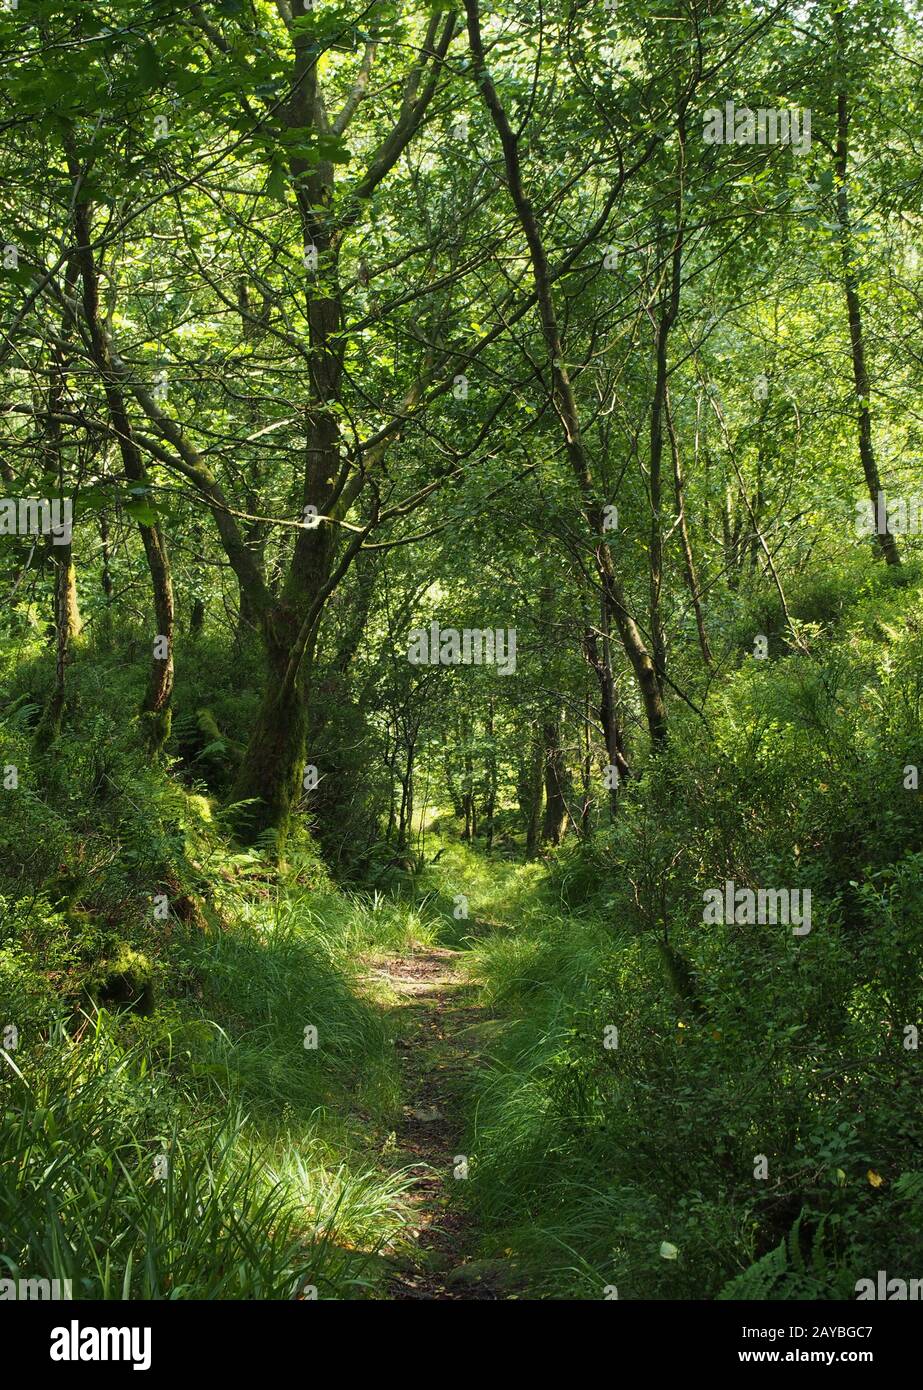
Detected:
left=718, top=1213, right=853, bottom=1300
left=894, top=1171, right=923, bottom=1205
left=717, top=1238, right=788, bottom=1300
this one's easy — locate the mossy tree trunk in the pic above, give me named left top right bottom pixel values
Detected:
left=71, top=190, right=175, bottom=752
left=67, top=17, right=451, bottom=842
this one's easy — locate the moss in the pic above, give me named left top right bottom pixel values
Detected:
left=140, top=706, right=173, bottom=755
left=87, top=946, right=155, bottom=1016
left=228, top=704, right=306, bottom=847
left=196, top=707, right=244, bottom=763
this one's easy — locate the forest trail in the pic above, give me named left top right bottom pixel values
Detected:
left=363, top=939, right=524, bottom=1300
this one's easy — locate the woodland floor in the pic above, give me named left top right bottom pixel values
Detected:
left=360, top=938, right=529, bottom=1300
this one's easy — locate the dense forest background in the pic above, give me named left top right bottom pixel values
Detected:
left=2, top=0, right=923, bottom=1302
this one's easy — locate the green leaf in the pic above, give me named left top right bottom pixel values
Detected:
left=136, top=42, right=163, bottom=91
left=266, top=161, right=288, bottom=203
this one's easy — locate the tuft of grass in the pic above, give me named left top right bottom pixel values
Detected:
left=0, top=1014, right=409, bottom=1299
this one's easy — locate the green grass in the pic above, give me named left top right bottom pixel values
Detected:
left=0, top=737, right=427, bottom=1298
left=0, top=1012, right=413, bottom=1299
left=424, top=586, right=923, bottom=1300
left=3, top=571, right=923, bottom=1300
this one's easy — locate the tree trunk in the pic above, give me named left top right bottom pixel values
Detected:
left=483, top=698, right=497, bottom=849
left=666, top=388, right=713, bottom=669
left=462, top=724, right=477, bottom=840
left=99, top=513, right=114, bottom=634
left=527, top=731, right=544, bottom=855
left=583, top=601, right=631, bottom=818
left=229, top=602, right=315, bottom=841
left=34, top=553, right=79, bottom=755
left=520, top=726, right=545, bottom=855
left=71, top=195, right=176, bottom=750
left=465, top=0, right=667, bottom=747
left=580, top=692, right=593, bottom=836
left=34, top=268, right=81, bottom=753
left=228, top=110, right=348, bottom=838
left=834, top=80, right=900, bottom=566
left=190, top=597, right=205, bottom=638
left=444, top=749, right=465, bottom=819
left=541, top=716, right=568, bottom=846
left=139, top=522, right=175, bottom=749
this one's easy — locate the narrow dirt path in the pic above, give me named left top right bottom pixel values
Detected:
left=363, top=944, right=520, bottom=1300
